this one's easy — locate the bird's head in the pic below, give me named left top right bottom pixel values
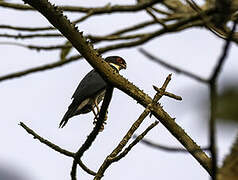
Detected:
left=105, top=56, right=127, bottom=71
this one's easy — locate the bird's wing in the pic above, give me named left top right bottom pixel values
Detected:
left=72, top=69, right=107, bottom=101
left=59, top=70, right=107, bottom=128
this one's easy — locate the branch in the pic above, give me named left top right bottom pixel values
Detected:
left=71, top=86, right=114, bottom=180
left=0, top=41, right=71, bottom=51
left=22, top=0, right=212, bottom=176
left=139, top=48, right=208, bottom=83
left=208, top=21, right=237, bottom=180
left=19, top=122, right=96, bottom=176
left=0, top=0, right=159, bottom=13
left=137, top=137, right=210, bottom=153
left=0, top=24, right=55, bottom=31
left=145, top=8, right=167, bottom=29
left=209, top=21, right=237, bottom=82
left=0, top=32, right=62, bottom=39
left=0, top=8, right=218, bottom=83
left=94, top=74, right=179, bottom=179
left=153, top=85, right=182, bottom=101
left=111, top=121, right=159, bottom=162
left=0, top=54, right=81, bottom=82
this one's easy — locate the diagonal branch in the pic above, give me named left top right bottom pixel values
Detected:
left=19, top=122, right=96, bottom=176
left=94, top=74, right=182, bottom=179
left=94, top=75, right=171, bottom=180
left=137, top=137, right=210, bottom=153
left=139, top=48, right=208, bottom=83
left=110, top=121, right=159, bottom=162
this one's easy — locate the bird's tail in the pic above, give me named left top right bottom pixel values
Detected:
left=59, top=107, right=76, bottom=128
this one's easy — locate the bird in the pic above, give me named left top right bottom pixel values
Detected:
left=59, top=56, right=127, bottom=128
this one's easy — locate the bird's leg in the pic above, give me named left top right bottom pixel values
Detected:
left=93, top=99, right=108, bottom=131
left=93, top=99, right=100, bottom=124
left=92, top=107, right=98, bottom=124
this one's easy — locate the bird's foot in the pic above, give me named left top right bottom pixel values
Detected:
left=93, top=114, right=108, bottom=132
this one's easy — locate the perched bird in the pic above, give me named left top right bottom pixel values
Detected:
left=59, top=56, right=127, bottom=128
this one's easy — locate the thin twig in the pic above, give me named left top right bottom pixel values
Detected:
left=209, top=22, right=237, bottom=82
left=0, top=0, right=159, bottom=13
left=0, top=54, right=81, bottom=82
left=111, top=121, right=159, bottom=162
left=0, top=33, right=62, bottom=39
left=151, top=7, right=172, bottom=16
left=20, top=122, right=75, bottom=157
left=0, top=24, right=55, bottom=31
left=73, top=11, right=94, bottom=24
left=19, top=122, right=96, bottom=176
left=185, top=0, right=228, bottom=39
left=153, top=85, right=182, bottom=100
left=0, top=41, right=71, bottom=50
left=137, top=137, right=210, bottom=153
left=139, top=48, right=208, bottom=83
left=146, top=8, right=167, bottom=29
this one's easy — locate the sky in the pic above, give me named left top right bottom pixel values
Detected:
left=1, top=0, right=238, bottom=180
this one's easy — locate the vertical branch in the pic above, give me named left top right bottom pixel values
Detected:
left=208, top=81, right=217, bottom=180
left=208, top=21, right=237, bottom=180
left=71, top=86, right=114, bottom=180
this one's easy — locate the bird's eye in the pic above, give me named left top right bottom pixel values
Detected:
left=116, top=58, right=123, bottom=64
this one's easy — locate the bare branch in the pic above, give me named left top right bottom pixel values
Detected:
left=111, top=121, right=159, bottom=162
left=0, top=0, right=160, bottom=13
left=145, top=8, right=168, bottom=29
left=0, top=24, right=55, bottom=31
left=151, top=7, right=172, bottom=16
left=20, top=122, right=75, bottom=157
left=209, top=21, right=237, bottom=82
left=208, top=21, right=237, bottom=180
left=94, top=74, right=180, bottom=179
left=153, top=85, right=182, bottom=100
left=19, top=122, right=96, bottom=176
left=0, top=41, right=71, bottom=50
left=0, top=54, right=81, bottom=82
left=71, top=86, right=114, bottom=180
left=139, top=48, right=208, bottom=83
left=0, top=32, right=62, bottom=39
left=137, top=137, right=210, bottom=153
